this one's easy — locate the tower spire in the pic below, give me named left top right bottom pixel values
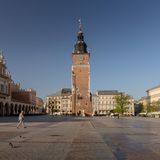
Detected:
left=73, top=19, right=88, bottom=53
left=78, top=18, right=83, bottom=32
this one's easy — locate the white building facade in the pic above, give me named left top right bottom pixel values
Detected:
left=92, top=90, right=135, bottom=116
left=45, top=88, right=72, bottom=115
left=146, top=85, right=160, bottom=103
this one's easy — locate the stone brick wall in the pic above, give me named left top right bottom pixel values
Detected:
left=72, top=53, right=92, bottom=116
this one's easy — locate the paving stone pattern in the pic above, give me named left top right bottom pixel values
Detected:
left=0, top=116, right=160, bottom=160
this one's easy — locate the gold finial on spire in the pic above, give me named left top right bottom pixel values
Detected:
left=78, top=18, right=83, bottom=31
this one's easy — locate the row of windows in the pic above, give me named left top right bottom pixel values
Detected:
left=49, top=101, right=61, bottom=104
left=48, top=101, right=71, bottom=105
left=93, top=101, right=116, bottom=105
left=48, top=105, right=72, bottom=109
left=62, top=100, right=70, bottom=103
left=48, top=97, right=61, bottom=100
left=99, top=96, right=115, bottom=99
left=48, top=97, right=71, bottom=100
left=98, top=101, right=115, bottom=105
left=62, top=96, right=71, bottom=98
left=149, top=93, right=160, bottom=99
left=97, top=106, right=115, bottom=110
left=49, top=106, right=61, bottom=109
left=62, top=106, right=72, bottom=108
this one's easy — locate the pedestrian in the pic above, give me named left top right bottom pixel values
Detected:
left=17, top=111, right=26, bottom=128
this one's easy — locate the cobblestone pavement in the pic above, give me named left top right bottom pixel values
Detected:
left=0, top=115, right=160, bottom=160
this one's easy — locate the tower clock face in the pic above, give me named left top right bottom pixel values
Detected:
left=79, top=55, right=83, bottom=64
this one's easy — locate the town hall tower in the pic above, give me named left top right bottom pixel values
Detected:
left=71, top=20, right=92, bottom=116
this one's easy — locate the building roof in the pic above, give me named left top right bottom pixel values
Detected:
left=47, top=90, right=61, bottom=97
left=61, top=88, right=71, bottom=95
left=47, top=88, right=71, bottom=97
left=146, top=84, right=160, bottom=92
left=97, top=90, right=121, bottom=95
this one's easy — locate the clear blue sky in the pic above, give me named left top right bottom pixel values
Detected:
left=0, top=0, right=160, bottom=100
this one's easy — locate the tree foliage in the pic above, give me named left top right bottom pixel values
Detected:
left=114, top=94, right=131, bottom=115
left=144, top=100, right=160, bottom=112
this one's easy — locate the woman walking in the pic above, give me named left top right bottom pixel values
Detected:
left=17, top=111, right=26, bottom=128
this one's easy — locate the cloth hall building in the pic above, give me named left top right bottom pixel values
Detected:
left=0, top=52, right=43, bottom=116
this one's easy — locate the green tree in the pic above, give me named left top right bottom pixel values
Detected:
left=114, top=94, right=131, bottom=115
left=146, top=100, right=160, bottom=112
left=145, top=102, right=157, bottom=113
left=139, top=103, right=145, bottom=113
left=145, top=103, right=151, bottom=113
